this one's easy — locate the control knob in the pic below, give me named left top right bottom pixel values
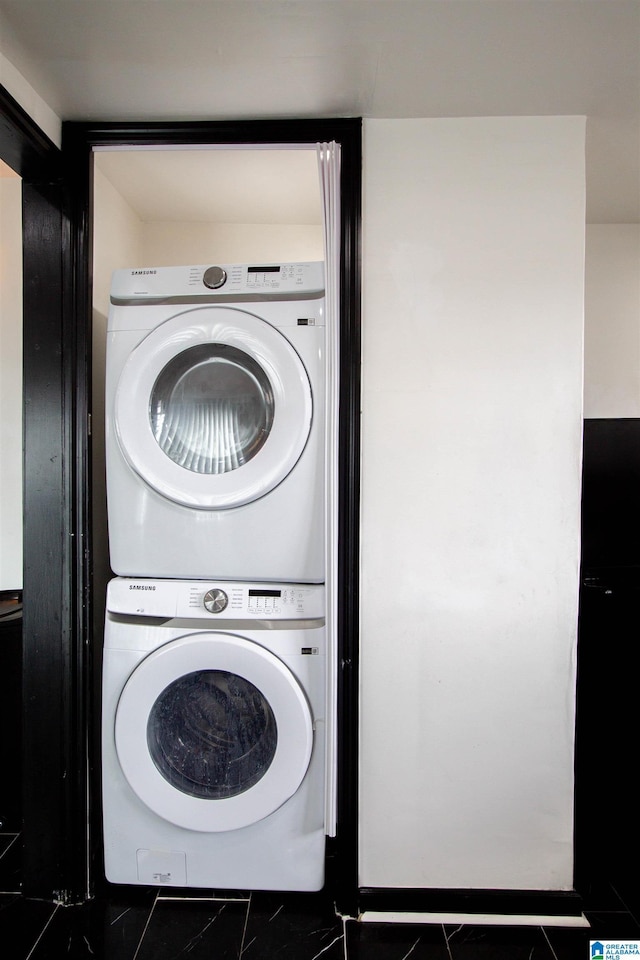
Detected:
left=203, top=588, right=228, bottom=613
left=203, top=265, right=227, bottom=289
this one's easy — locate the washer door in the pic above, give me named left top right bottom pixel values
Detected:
left=115, top=633, right=313, bottom=832
left=114, top=307, right=313, bottom=508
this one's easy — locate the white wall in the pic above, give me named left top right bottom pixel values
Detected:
left=359, top=116, right=585, bottom=891
left=139, top=221, right=322, bottom=268
left=0, top=173, right=23, bottom=590
left=0, top=38, right=58, bottom=590
left=91, top=167, right=144, bottom=625
left=584, top=224, right=640, bottom=418
left=92, top=166, right=144, bottom=317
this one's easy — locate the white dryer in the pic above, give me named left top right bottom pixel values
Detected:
left=102, top=577, right=328, bottom=891
left=105, top=262, right=326, bottom=582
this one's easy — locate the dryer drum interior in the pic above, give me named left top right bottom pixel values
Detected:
left=150, top=344, right=275, bottom=475
left=112, top=303, right=317, bottom=514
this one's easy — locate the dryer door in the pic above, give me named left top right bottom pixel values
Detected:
left=114, top=633, right=313, bottom=831
left=114, top=307, right=313, bottom=508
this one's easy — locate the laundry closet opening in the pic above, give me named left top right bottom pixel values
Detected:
left=63, top=116, right=361, bottom=908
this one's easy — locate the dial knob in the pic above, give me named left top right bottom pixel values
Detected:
left=203, top=588, right=228, bottom=614
left=203, top=265, right=227, bottom=289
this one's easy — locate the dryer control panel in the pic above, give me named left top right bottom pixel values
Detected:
left=107, top=577, right=325, bottom=620
left=109, top=261, right=324, bottom=304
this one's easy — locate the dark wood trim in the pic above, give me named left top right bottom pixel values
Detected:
left=334, top=125, right=362, bottom=918
left=22, top=178, right=70, bottom=897
left=62, top=117, right=361, bottom=149
left=1, top=83, right=90, bottom=902
left=62, top=118, right=362, bottom=908
left=0, top=83, right=60, bottom=178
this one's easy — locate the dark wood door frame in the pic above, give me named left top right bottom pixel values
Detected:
left=62, top=118, right=362, bottom=913
left=1, top=84, right=91, bottom=903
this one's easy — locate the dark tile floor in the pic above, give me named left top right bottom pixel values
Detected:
left=2, top=831, right=640, bottom=959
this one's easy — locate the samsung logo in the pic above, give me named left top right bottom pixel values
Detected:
left=129, top=584, right=156, bottom=591
left=131, top=269, right=157, bottom=276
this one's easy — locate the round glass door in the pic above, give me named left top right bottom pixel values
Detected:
left=150, top=344, right=274, bottom=476
left=114, top=307, right=313, bottom=509
left=115, top=633, right=313, bottom=831
left=147, top=669, right=277, bottom=800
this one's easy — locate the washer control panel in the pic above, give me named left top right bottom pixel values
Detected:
left=107, top=578, right=325, bottom=620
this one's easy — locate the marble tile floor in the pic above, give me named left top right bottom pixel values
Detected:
left=2, top=832, right=640, bottom=960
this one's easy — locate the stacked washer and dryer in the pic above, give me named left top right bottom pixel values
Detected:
left=101, top=262, right=332, bottom=891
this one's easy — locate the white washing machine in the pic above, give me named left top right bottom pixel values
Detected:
left=105, top=261, right=326, bottom=582
left=102, top=577, right=328, bottom=891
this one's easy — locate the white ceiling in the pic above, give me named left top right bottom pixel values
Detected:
left=0, top=0, right=638, bottom=223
